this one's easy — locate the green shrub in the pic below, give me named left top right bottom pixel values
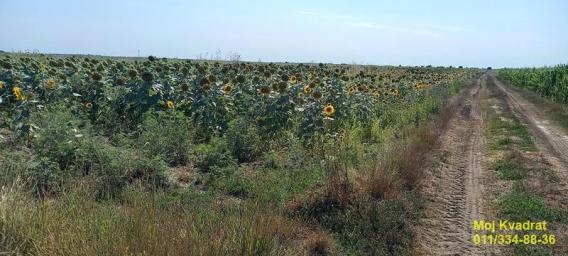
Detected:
left=32, top=106, right=90, bottom=171
left=137, top=112, right=194, bottom=166
left=190, top=137, right=234, bottom=173
left=225, top=117, right=261, bottom=163
left=25, top=157, right=64, bottom=196
left=76, top=138, right=169, bottom=199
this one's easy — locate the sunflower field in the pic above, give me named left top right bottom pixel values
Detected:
left=0, top=54, right=478, bottom=255
left=1, top=55, right=474, bottom=142
left=498, top=64, right=568, bottom=104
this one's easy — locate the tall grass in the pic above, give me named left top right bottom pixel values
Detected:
left=0, top=182, right=334, bottom=255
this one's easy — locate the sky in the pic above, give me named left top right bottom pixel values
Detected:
left=1, top=0, right=567, bottom=68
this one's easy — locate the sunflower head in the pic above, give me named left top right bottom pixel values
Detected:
left=141, top=71, right=154, bottom=82
left=128, top=69, right=138, bottom=78
left=115, top=77, right=126, bottom=86
left=289, top=75, right=298, bottom=84
left=223, top=83, right=233, bottom=93
left=91, top=72, right=103, bottom=81
left=313, top=90, right=323, bottom=100
left=12, top=86, right=26, bottom=101
left=85, top=102, right=93, bottom=109
left=323, top=103, right=335, bottom=116
left=259, top=85, right=271, bottom=95
left=180, top=83, right=190, bottom=92
left=45, top=79, right=56, bottom=90
left=303, top=85, right=312, bottom=94
left=166, top=100, right=174, bottom=109
left=0, top=81, right=4, bottom=90
left=277, top=81, right=287, bottom=92
left=201, top=83, right=211, bottom=92
left=181, top=67, right=190, bottom=75
left=207, top=74, right=217, bottom=83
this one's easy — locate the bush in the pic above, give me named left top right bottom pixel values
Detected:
left=76, top=138, right=169, bottom=199
left=25, top=157, right=64, bottom=196
left=225, top=117, right=261, bottom=163
left=137, top=112, right=194, bottom=166
left=190, top=137, right=234, bottom=173
left=32, top=106, right=90, bottom=171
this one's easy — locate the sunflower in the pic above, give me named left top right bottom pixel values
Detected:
left=12, top=86, right=26, bottom=101
left=277, top=81, right=287, bottom=92
left=348, top=87, right=356, bottom=95
left=166, top=100, right=174, bottom=109
left=323, top=103, right=335, bottom=116
left=85, top=102, right=93, bottom=109
left=223, top=83, right=233, bottom=93
left=207, top=74, right=217, bottom=83
left=0, top=81, right=4, bottom=90
left=312, top=90, right=323, bottom=100
left=180, top=83, right=190, bottom=92
left=91, top=73, right=103, bottom=81
left=115, top=77, right=126, bottom=86
left=303, top=85, right=312, bottom=94
left=141, top=71, right=154, bottom=82
left=289, top=75, right=298, bottom=84
left=259, top=85, right=271, bottom=94
left=127, top=69, right=138, bottom=78
left=45, top=79, right=56, bottom=90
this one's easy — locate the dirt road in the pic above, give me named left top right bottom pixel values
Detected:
left=416, top=73, right=568, bottom=255
left=493, top=75, right=568, bottom=206
left=417, top=75, right=488, bottom=255
left=493, top=75, right=568, bottom=172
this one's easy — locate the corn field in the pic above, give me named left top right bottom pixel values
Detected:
left=498, top=65, right=568, bottom=104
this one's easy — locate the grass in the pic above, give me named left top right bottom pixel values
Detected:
left=488, top=116, right=536, bottom=152
left=492, top=156, right=527, bottom=180
left=0, top=183, right=335, bottom=256
left=500, top=191, right=552, bottom=221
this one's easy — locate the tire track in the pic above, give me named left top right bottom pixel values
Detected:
left=417, top=76, right=489, bottom=255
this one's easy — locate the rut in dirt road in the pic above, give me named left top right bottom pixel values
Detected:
left=417, top=76, right=488, bottom=256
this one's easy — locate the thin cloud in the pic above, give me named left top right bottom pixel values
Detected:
left=350, top=22, right=440, bottom=36
left=296, top=10, right=351, bottom=20
left=297, top=10, right=466, bottom=37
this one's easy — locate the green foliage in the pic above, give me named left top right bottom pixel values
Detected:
left=500, top=192, right=551, bottom=221
left=225, top=117, right=261, bottom=163
left=136, top=112, right=193, bottom=166
left=25, top=157, right=64, bottom=196
left=190, top=137, right=234, bottom=173
left=499, top=65, right=568, bottom=104
left=493, top=158, right=526, bottom=180
left=76, top=138, right=169, bottom=199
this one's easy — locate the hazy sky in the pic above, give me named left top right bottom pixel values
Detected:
left=2, top=0, right=567, bottom=67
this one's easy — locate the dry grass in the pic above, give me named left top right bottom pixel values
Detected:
left=0, top=182, right=336, bottom=256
